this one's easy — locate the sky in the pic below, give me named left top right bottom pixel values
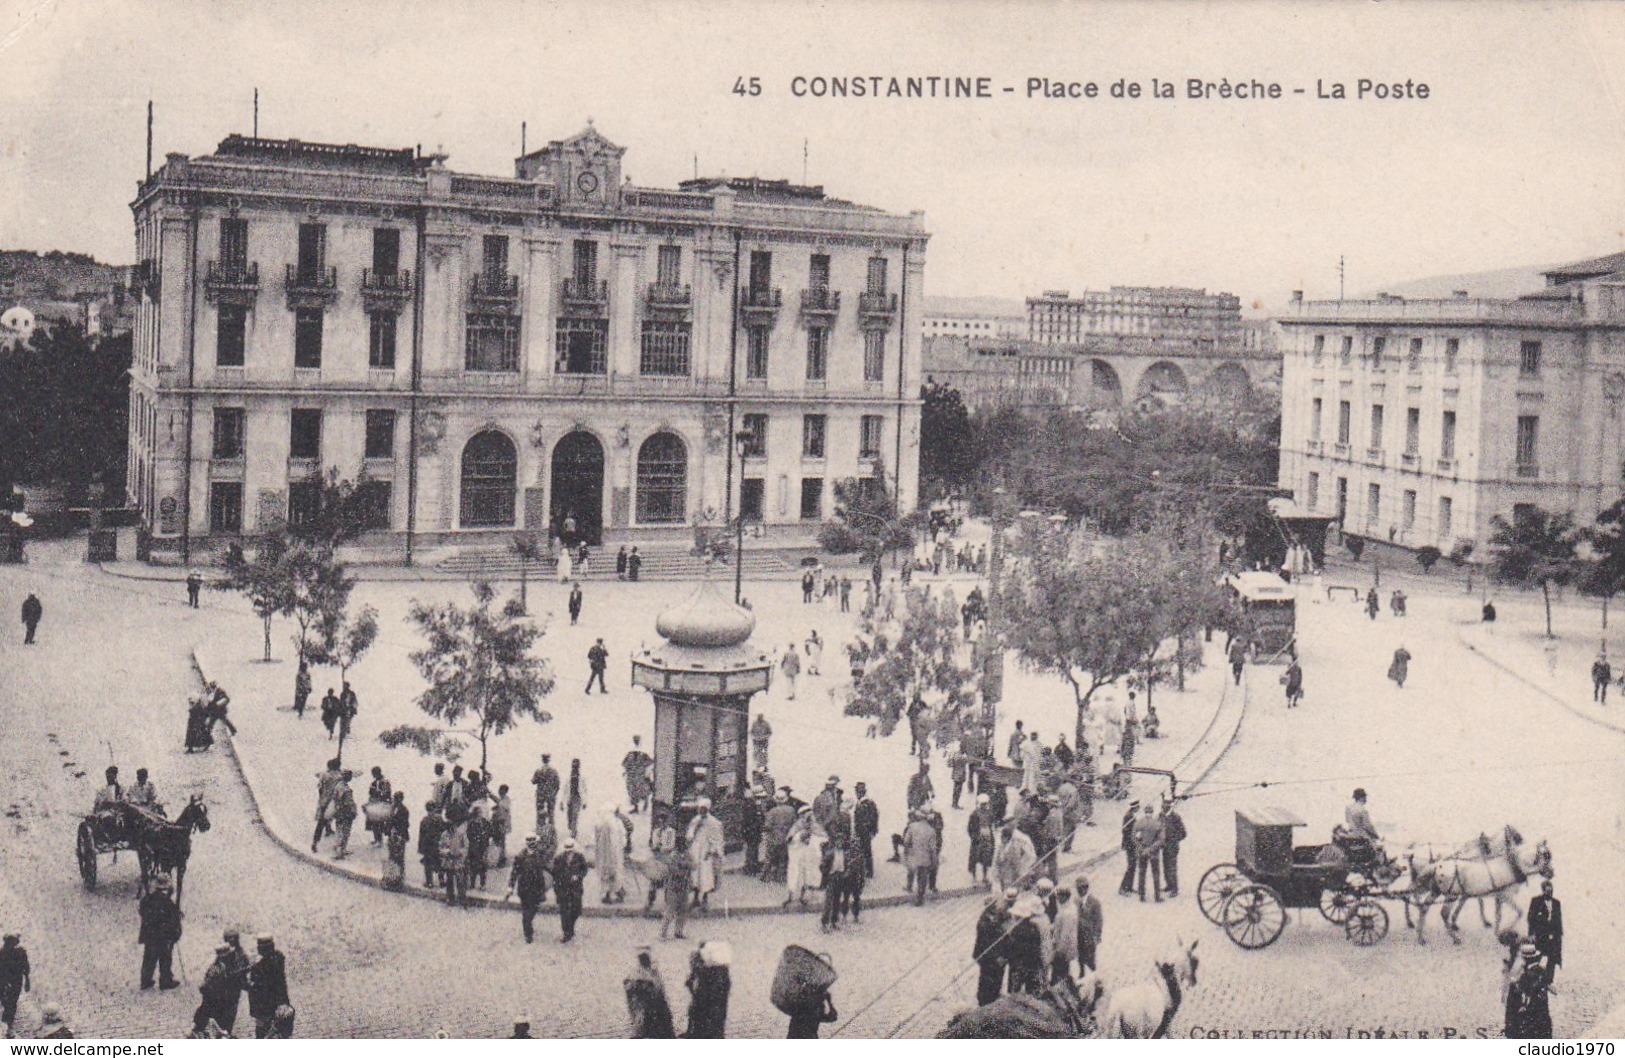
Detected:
left=3, top=0, right=1624, bottom=314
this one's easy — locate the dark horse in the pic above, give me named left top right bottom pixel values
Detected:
left=134, top=796, right=211, bottom=906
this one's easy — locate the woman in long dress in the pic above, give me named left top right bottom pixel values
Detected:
left=184, top=697, right=213, bottom=752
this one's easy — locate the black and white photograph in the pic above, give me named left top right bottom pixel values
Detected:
left=2, top=0, right=1623, bottom=1043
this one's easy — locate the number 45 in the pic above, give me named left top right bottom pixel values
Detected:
left=733, top=77, right=762, bottom=97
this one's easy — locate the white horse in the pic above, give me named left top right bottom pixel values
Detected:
left=1100, top=938, right=1199, bottom=1039
left=1405, top=825, right=1552, bottom=946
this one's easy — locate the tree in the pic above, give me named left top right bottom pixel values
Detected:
left=386, top=581, right=555, bottom=771
left=284, top=542, right=356, bottom=673
left=1578, top=500, right=1625, bottom=629
left=1416, top=545, right=1442, bottom=574
left=511, top=531, right=545, bottom=614
left=216, top=534, right=296, bottom=662
left=0, top=325, right=129, bottom=501
left=819, top=458, right=922, bottom=566
left=919, top=379, right=974, bottom=500
left=843, top=586, right=977, bottom=747
left=312, top=603, right=378, bottom=764
left=1488, top=506, right=1578, bottom=638
left=1003, top=522, right=1173, bottom=745
left=287, top=467, right=380, bottom=552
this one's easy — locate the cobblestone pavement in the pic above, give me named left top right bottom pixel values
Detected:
left=2, top=548, right=1620, bottom=1038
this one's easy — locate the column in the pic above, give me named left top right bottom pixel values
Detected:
left=522, top=233, right=560, bottom=386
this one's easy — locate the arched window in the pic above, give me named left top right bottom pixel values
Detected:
left=460, top=430, right=517, bottom=527
left=636, top=432, right=687, bottom=524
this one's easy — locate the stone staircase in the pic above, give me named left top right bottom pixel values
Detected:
left=435, top=545, right=803, bottom=581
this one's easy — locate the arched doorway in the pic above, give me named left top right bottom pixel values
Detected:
left=636, top=431, right=688, bottom=524
left=550, top=430, right=605, bottom=545
left=1135, top=360, right=1190, bottom=407
left=1086, top=359, right=1124, bottom=408
left=460, top=431, right=517, bottom=528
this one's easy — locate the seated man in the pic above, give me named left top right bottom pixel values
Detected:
left=126, top=768, right=161, bottom=814
left=1343, top=788, right=1379, bottom=844
left=92, top=767, right=126, bottom=843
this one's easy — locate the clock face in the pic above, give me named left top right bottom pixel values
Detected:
left=576, top=170, right=600, bottom=195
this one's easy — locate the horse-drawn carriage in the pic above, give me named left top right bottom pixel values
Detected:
left=76, top=797, right=210, bottom=901
left=1196, top=808, right=1401, bottom=949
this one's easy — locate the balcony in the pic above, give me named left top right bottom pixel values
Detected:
left=1436, top=458, right=1456, bottom=475
left=858, top=291, right=899, bottom=328
left=1365, top=447, right=1385, bottom=466
left=739, top=286, right=782, bottom=325
left=285, top=264, right=339, bottom=309
left=645, top=283, right=692, bottom=318
left=361, top=268, right=414, bottom=309
left=1333, top=442, right=1351, bottom=459
left=560, top=278, right=608, bottom=317
left=800, top=288, right=841, bottom=321
left=204, top=260, right=259, bottom=306
left=1513, top=462, right=1541, bottom=480
left=1400, top=451, right=1419, bottom=470
left=471, top=272, right=520, bottom=309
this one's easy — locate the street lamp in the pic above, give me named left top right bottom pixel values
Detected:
left=734, top=431, right=750, bottom=605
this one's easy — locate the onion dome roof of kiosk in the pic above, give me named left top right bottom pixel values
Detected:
left=656, top=579, right=756, bottom=648
left=633, top=580, right=771, bottom=694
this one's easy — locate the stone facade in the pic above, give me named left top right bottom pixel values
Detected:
left=1276, top=262, right=1625, bottom=554
left=127, top=127, right=927, bottom=562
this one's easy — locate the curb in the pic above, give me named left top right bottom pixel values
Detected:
left=1455, top=626, right=1625, bottom=738
left=191, top=645, right=1248, bottom=919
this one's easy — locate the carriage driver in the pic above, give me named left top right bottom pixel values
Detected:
left=94, top=767, right=124, bottom=812
left=1344, top=788, right=1380, bottom=843
left=126, top=769, right=161, bottom=814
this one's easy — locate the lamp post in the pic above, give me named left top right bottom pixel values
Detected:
left=981, top=485, right=1011, bottom=727
left=734, top=431, right=750, bottom=605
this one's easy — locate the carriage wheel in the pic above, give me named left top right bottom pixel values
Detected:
left=1197, top=863, right=1246, bottom=924
left=76, top=822, right=98, bottom=889
left=1345, top=900, right=1389, bottom=946
left=1319, top=888, right=1356, bottom=924
left=1222, top=884, right=1287, bottom=949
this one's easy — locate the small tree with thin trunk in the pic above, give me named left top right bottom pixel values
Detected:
left=216, top=533, right=296, bottom=662
left=1578, top=500, right=1625, bottom=630
left=285, top=542, right=356, bottom=675
left=511, top=531, right=544, bottom=614
left=386, top=581, right=555, bottom=771
left=312, top=603, right=378, bottom=765
left=1488, top=506, right=1578, bottom=638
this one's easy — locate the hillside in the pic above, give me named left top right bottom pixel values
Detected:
left=1, top=249, right=129, bottom=302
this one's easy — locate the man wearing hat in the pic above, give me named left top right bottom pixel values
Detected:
left=1132, top=803, right=1166, bottom=902
left=1345, top=788, right=1379, bottom=844
left=903, top=808, right=940, bottom=905
left=137, top=873, right=182, bottom=991
left=551, top=837, right=590, bottom=942
left=686, top=798, right=725, bottom=909
left=1004, top=891, right=1050, bottom=996
left=995, top=822, right=1036, bottom=893
left=1118, top=800, right=1141, bottom=896
left=1527, top=880, right=1563, bottom=977
left=1160, top=796, right=1188, bottom=899
left=0, top=933, right=29, bottom=1031
left=505, top=834, right=552, bottom=943
left=246, top=935, right=290, bottom=1039
left=972, top=890, right=1013, bottom=1006
left=852, top=782, right=880, bottom=880
left=812, top=777, right=841, bottom=832
left=195, top=944, right=241, bottom=1037
left=967, top=793, right=997, bottom=887
left=762, top=790, right=796, bottom=884
left=1505, top=943, right=1554, bottom=1039
left=216, top=931, right=250, bottom=1034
